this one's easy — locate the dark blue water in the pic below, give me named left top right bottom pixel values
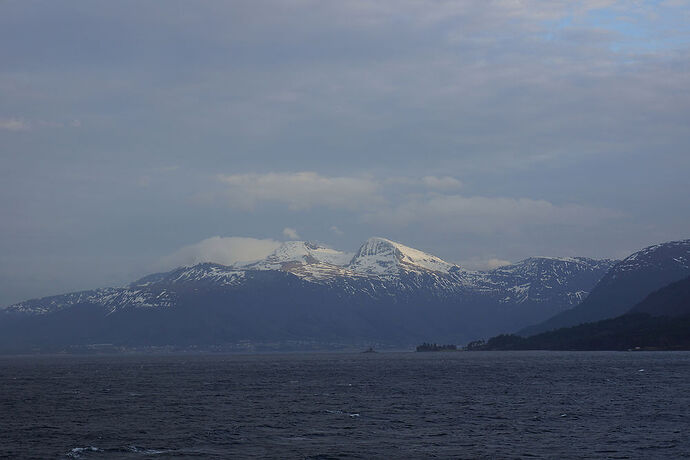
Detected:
left=1, top=351, right=689, bottom=459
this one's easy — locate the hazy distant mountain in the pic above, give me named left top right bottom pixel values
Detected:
left=0, top=237, right=615, bottom=351
left=520, top=239, right=690, bottom=336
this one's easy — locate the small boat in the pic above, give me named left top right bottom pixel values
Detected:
left=361, top=347, right=377, bottom=353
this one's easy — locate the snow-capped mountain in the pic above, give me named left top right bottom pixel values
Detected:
left=522, top=239, right=690, bottom=335
left=488, top=256, right=616, bottom=306
left=0, top=237, right=618, bottom=350
left=348, top=237, right=457, bottom=276
left=237, top=237, right=458, bottom=279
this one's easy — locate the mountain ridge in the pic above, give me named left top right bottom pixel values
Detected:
left=0, top=237, right=618, bottom=350
left=520, top=239, right=690, bottom=336
left=4, top=237, right=616, bottom=315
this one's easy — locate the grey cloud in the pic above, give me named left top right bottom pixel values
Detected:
left=362, top=194, right=618, bottom=233
left=217, top=172, right=384, bottom=211
left=282, top=227, right=300, bottom=240
left=385, top=176, right=462, bottom=190
left=330, top=226, right=345, bottom=236
left=215, top=172, right=468, bottom=212
left=420, top=176, right=462, bottom=190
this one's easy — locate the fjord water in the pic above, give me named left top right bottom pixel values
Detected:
left=1, top=352, right=688, bottom=459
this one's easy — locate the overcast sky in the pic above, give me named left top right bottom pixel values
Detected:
left=2, top=0, right=690, bottom=305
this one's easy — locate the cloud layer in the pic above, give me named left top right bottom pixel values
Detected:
left=215, top=171, right=614, bottom=234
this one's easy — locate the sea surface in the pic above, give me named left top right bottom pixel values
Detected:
left=1, top=351, right=689, bottom=459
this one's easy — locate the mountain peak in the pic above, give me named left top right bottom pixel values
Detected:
left=348, top=237, right=456, bottom=275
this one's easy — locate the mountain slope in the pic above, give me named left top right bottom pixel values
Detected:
left=521, top=239, right=690, bottom=336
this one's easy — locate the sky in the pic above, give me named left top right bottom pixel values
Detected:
left=2, top=0, right=690, bottom=306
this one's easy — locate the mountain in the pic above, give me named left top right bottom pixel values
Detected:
left=486, top=256, right=614, bottom=308
left=479, top=275, right=690, bottom=351
left=520, top=239, right=690, bottom=336
left=0, top=238, right=615, bottom=351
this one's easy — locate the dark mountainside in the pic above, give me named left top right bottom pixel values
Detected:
left=481, top=314, right=690, bottom=351
left=0, top=238, right=615, bottom=352
left=520, top=240, right=690, bottom=336
left=0, top=271, right=496, bottom=351
left=631, top=275, right=690, bottom=317
left=480, top=275, right=690, bottom=351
